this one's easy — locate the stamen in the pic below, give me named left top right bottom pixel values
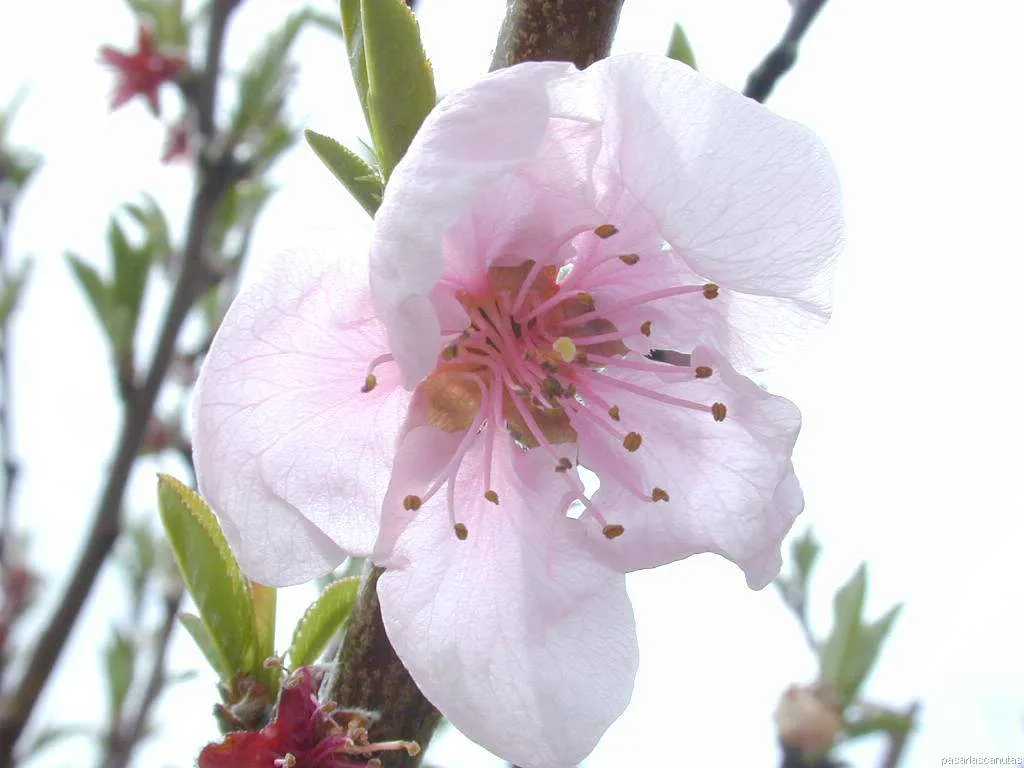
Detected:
left=560, top=285, right=706, bottom=328
left=695, top=365, right=713, bottom=378
left=555, top=457, right=573, bottom=472
left=361, top=373, right=377, bottom=393
left=703, top=283, right=720, bottom=299
left=553, top=336, right=577, bottom=363
left=651, top=487, right=670, bottom=502
left=589, top=371, right=715, bottom=414
left=711, top=402, right=727, bottom=421
left=441, top=344, right=458, bottom=360
left=640, top=320, right=652, bottom=337
left=602, top=523, right=625, bottom=539
left=274, top=755, right=296, bottom=768
left=454, top=523, right=469, bottom=540
left=403, top=495, right=422, bottom=511
left=484, top=490, right=499, bottom=504
left=618, top=253, right=640, bottom=265
left=608, top=405, right=621, bottom=421
left=594, top=224, right=618, bottom=239
left=623, top=432, right=642, bottom=452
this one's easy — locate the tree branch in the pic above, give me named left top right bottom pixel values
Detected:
left=744, top=0, right=831, bottom=103
left=490, top=0, right=624, bottom=70
left=327, top=567, right=441, bottom=768
left=0, top=1, right=242, bottom=760
left=103, top=591, right=184, bottom=768
left=879, top=702, right=919, bottom=768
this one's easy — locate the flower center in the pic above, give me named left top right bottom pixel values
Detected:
left=364, top=223, right=727, bottom=542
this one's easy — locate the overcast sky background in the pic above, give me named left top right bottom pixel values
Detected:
left=1, top=0, right=1022, bottom=766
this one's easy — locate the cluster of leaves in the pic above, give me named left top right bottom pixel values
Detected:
left=158, top=476, right=360, bottom=731
left=0, top=96, right=39, bottom=333
left=776, top=530, right=915, bottom=754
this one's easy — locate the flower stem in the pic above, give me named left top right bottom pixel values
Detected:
left=328, top=567, right=441, bottom=767
left=490, top=0, right=625, bottom=70
left=743, top=0, right=831, bottom=103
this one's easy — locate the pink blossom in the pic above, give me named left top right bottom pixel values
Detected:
left=193, top=54, right=842, bottom=767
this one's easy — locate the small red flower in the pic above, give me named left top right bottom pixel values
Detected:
left=199, top=668, right=419, bottom=768
left=100, top=26, right=186, bottom=116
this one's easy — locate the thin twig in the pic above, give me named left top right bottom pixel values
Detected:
left=490, top=0, right=625, bottom=71
left=0, top=1, right=242, bottom=760
left=103, top=591, right=184, bottom=768
left=743, top=0, right=831, bottom=103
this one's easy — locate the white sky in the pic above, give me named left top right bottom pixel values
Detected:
left=1, top=0, right=1022, bottom=766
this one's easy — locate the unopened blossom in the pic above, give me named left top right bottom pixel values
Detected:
left=774, top=684, right=843, bottom=754
left=100, top=26, right=186, bottom=115
left=194, top=54, right=842, bottom=767
left=199, top=667, right=418, bottom=768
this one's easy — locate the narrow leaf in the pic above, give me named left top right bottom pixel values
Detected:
left=819, top=563, right=868, bottom=705
left=178, top=611, right=231, bottom=680
left=0, top=259, right=33, bottom=326
left=157, top=474, right=257, bottom=677
left=66, top=254, right=111, bottom=333
left=843, top=603, right=902, bottom=703
left=250, top=582, right=279, bottom=694
left=339, top=0, right=369, bottom=117
left=305, top=129, right=382, bottom=215
left=667, top=23, right=698, bottom=69
left=360, top=0, right=436, bottom=178
left=105, top=630, right=136, bottom=717
left=288, top=577, right=360, bottom=668
left=792, top=528, right=821, bottom=592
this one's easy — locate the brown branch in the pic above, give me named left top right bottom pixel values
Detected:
left=327, top=567, right=441, bottom=768
left=744, top=0, right=831, bottom=103
left=103, top=591, right=184, bottom=768
left=490, top=0, right=624, bottom=70
left=0, top=2, right=242, bottom=761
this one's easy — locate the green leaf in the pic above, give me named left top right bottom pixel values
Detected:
left=105, top=629, right=136, bottom=717
left=288, top=576, right=360, bottom=668
left=844, top=707, right=915, bottom=740
left=0, top=259, right=33, bottom=326
left=360, top=0, right=436, bottom=179
left=667, top=23, right=698, bottom=69
left=157, top=474, right=257, bottom=678
left=66, top=253, right=111, bottom=329
left=340, top=0, right=369, bottom=117
left=178, top=611, right=231, bottom=680
left=109, top=218, right=152, bottom=332
left=819, top=564, right=867, bottom=705
left=792, top=528, right=821, bottom=592
left=305, top=129, right=382, bottom=215
left=250, top=582, right=279, bottom=694
left=178, top=611, right=231, bottom=679
left=844, top=603, right=902, bottom=703
left=231, top=12, right=308, bottom=141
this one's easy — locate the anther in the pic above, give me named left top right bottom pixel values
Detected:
left=594, top=224, right=618, bottom=239
left=602, top=524, right=625, bottom=539
left=484, top=490, right=499, bottom=504
left=555, top=457, right=573, bottom=472
left=711, top=402, right=727, bottom=422
left=695, top=365, right=713, bottom=379
left=608, top=405, right=621, bottom=421
left=403, top=495, right=422, bottom=511
left=640, top=320, right=652, bottom=337
left=553, top=336, right=577, bottom=363
left=703, top=283, right=720, bottom=299
left=651, top=487, right=670, bottom=503
left=441, top=344, right=458, bottom=360
left=454, top=523, right=469, bottom=540
left=573, top=350, right=589, bottom=365
left=618, top=253, right=640, bottom=265
left=274, top=755, right=297, bottom=768
left=361, top=373, right=377, bottom=393
left=623, top=432, right=642, bottom=452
